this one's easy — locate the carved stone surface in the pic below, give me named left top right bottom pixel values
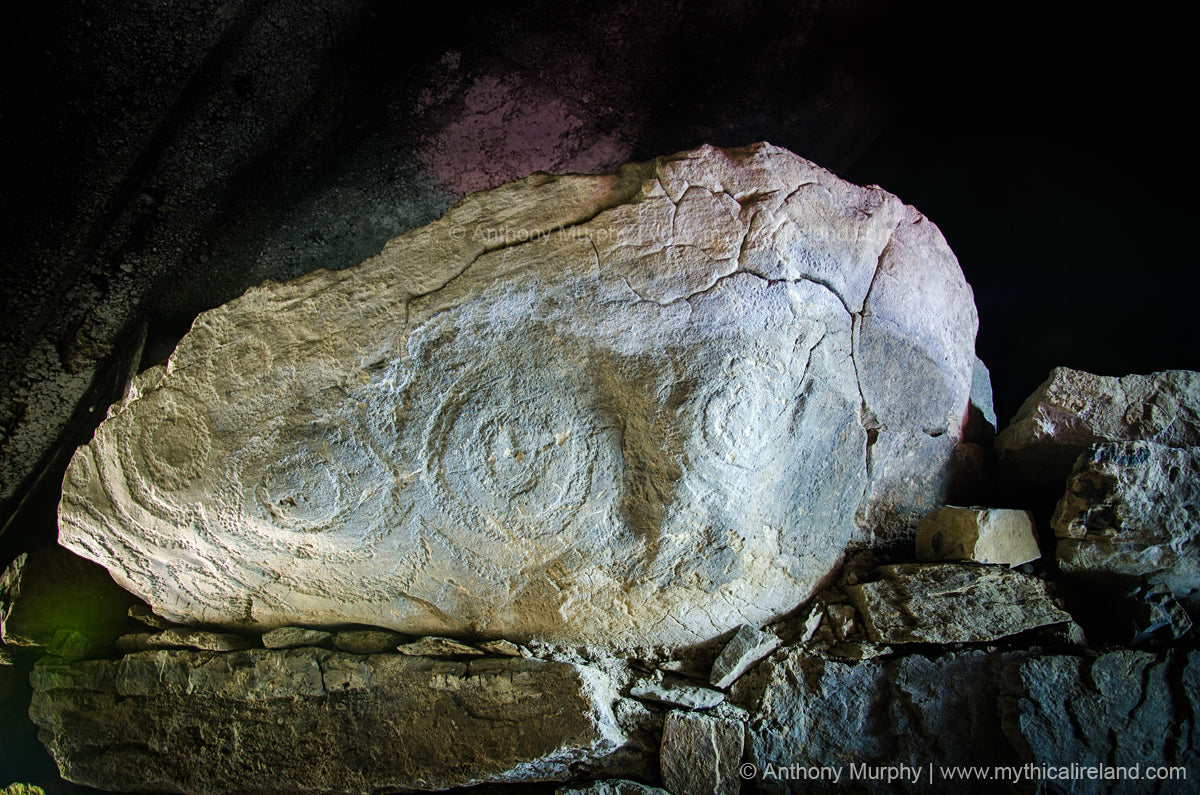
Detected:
left=58, top=143, right=978, bottom=650
left=29, top=649, right=628, bottom=794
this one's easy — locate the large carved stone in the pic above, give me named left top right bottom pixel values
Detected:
left=58, top=143, right=978, bottom=650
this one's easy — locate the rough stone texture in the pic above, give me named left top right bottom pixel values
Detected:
left=916, top=505, right=1040, bottom=567
left=745, top=647, right=1197, bottom=794
left=396, top=636, right=484, bottom=657
left=823, top=602, right=860, bottom=641
left=127, top=604, right=176, bottom=630
left=846, top=563, right=1073, bottom=644
left=479, top=638, right=527, bottom=656
left=1053, top=441, right=1200, bottom=607
left=1130, top=584, right=1194, bottom=643
left=29, top=649, right=629, bottom=794
left=557, top=781, right=670, bottom=795
left=660, top=710, right=744, bottom=795
left=996, top=368, right=1200, bottom=501
left=332, top=629, right=409, bottom=654
left=115, top=629, right=257, bottom=653
left=999, top=650, right=1195, bottom=793
left=57, top=143, right=978, bottom=650
left=746, top=649, right=1017, bottom=793
left=969, top=355, right=998, bottom=436
left=0, top=545, right=136, bottom=650
left=45, top=630, right=91, bottom=662
left=629, top=680, right=724, bottom=710
left=260, top=626, right=332, bottom=649
left=1, top=785, right=47, bottom=795
left=709, top=624, right=781, bottom=689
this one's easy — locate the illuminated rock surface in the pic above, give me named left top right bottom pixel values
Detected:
left=916, top=505, right=1041, bottom=567
left=845, top=563, right=1072, bottom=644
left=58, top=143, right=978, bottom=650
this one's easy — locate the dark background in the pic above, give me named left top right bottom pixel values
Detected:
left=0, top=1, right=1195, bottom=789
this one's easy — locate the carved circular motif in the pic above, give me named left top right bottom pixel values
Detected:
left=698, top=357, right=795, bottom=472
left=257, top=452, right=344, bottom=531
left=128, top=395, right=212, bottom=493
left=421, top=363, right=609, bottom=538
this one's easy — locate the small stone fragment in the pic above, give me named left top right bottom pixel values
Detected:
left=332, top=630, right=409, bottom=654
left=967, top=355, right=998, bottom=438
left=477, top=638, right=526, bottom=656
left=916, top=506, right=1041, bottom=567
left=629, top=680, right=724, bottom=710
left=709, top=624, right=780, bottom=690
left=1130, top=584, right=1193, bottom=644
left=396, top=636, right=483, bottom=657
left=115, top=628, right=257, bottom=653
left=261, top=627, right=333, bottom=649
left=128, top=604, right=176, bottom=630
left=846, top=563, right=1074, bottom=644
left=800, top=609, right=823, bottom=642
left=823, top=603, right=859, bottom=641
left=660, top=710, right=743, bottom=795
left=1, top=647, right=16, bottom=666
left=556, top=781, right=670, bottom=795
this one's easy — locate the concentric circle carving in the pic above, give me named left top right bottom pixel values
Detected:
left=421, top=362, right=608, bottom=539
left=697, top=357, right=795, bottom=472
left=126, top=394, right=212, bottom=493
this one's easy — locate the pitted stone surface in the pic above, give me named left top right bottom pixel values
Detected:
left=58, top=143, right=978, bottom=650
left=996, top=368, right=1200, bottom=500
left=1053, top=441, right=1200, bottom=604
